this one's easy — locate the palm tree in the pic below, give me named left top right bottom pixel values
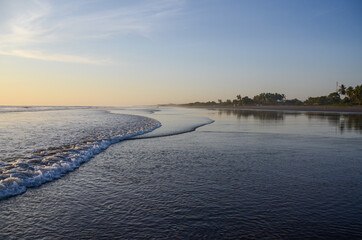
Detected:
left=236, top=94, right=242, bottom=106
left=339, top=84, right=346, bottom=95
left=355, top=85, right=362, bottom=104
left=346, top=86, right=354, bottom=100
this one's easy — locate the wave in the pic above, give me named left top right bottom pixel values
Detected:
left=131, top=118, right=214, bottom=139
left=110, top=108, right=215, bottom=139
left=0, top=106, right=93, bottom=114
left=113, top=107, right=161, bottom=114
left=0, top=114, right=161, bottom=200
left=0, top=107, right=215, bottom=200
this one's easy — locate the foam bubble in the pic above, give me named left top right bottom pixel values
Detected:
left=0, top=115, right=160, bottom=200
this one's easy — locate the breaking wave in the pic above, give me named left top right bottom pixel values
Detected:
left=0, top=112, right=160, bottom=200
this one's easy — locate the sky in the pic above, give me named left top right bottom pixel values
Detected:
left=0, top=0, right=361, bottom=106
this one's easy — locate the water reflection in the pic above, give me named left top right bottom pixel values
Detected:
left=216, top=109, right=362, bottom=134
left=216, top=109, right=298, bottom=121
left=305, top=112, right=362, bottom=134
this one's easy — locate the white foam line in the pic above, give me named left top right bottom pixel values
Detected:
left=0, top=121, right=161, bottom=200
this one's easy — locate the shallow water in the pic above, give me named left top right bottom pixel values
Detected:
left=0, top=108, right=161, bottom=199
left=0, top=107, right=361, bottom=239
left=110, top=107, right=214, bottom=138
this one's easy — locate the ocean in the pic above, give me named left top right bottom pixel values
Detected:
left=0, top=106, right=361, bottom=239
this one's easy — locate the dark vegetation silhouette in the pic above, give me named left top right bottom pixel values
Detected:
left=184, top=84, right=362, bottom=107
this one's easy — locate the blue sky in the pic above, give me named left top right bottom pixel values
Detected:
left=0, top=0, right=361, bottom=106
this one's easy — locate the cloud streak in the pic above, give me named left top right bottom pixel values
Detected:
left=0, top=0, right=184, bottom=64
left=0, top=49, right=110, bottom=65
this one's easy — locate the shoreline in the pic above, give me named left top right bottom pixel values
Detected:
left=174, top=105, right=362, bottom=113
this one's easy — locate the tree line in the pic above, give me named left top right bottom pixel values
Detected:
left=184, top=84, right=362, bottom=107
left=305, top=84, right=361, bottom=105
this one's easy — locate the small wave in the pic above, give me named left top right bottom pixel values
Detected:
left=0, top=106, right=94, bottom=114
left=110, top=108, right=215, bottom=139
left=131, top=119, right=214, bottom=139
left=0, top=115, right=160, bottom=200
left=108, top=107, right=161, bottom=115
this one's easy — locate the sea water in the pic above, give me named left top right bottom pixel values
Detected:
left=0, top=107, right=161, bottom=199
left=0, top=107, right=361, bottom=239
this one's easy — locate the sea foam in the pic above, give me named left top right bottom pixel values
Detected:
left=0, top=113, right=160, bottom=200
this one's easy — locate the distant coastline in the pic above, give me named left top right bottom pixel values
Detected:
left=164, top=84, right=362, bottom=113
left=162, top=104, right=362, bottom=113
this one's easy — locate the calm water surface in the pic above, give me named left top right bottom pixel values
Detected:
left=0, top=107, right=361, bottom=239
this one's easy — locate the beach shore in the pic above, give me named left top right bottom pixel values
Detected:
left=1, top=107, right=361, bottom=239
left=179, top=105, right=362, bottom=113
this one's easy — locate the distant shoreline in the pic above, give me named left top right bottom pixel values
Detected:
left=171, top=105, right=362, bottom=113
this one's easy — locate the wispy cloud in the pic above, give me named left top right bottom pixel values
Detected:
left=0, top=49, right=110, bottom=64
left=0, top=0, right=184, bottom=64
